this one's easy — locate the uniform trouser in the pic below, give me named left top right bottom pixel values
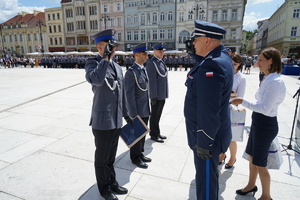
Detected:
left=130, top=117, right=149, bottom=162
left=92, top=128, right=120, bottom=196
left=192, top=147, right=219, bottom=200
left=150, top=99, right=165, bottom=138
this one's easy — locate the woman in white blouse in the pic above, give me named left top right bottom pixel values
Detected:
left=219, top=53, right=246, bottom=168
left=231, top=47, right=286, bottom=200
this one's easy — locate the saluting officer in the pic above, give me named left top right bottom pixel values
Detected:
left=124, top=43, right=152, bottom=169
left=146, top=42, right=168, bottom=143
left=184, top=21, right=233, bottom=200
left=85, top=29, right=129, bottom=200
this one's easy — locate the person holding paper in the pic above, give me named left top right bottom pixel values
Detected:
left=124, top=43, right=151, bottom=169
left=231, top=47, right=286, bottom=200
left=85, top=29, right=128, bottom=200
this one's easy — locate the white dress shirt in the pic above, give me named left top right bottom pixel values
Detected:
left=242, top=72, right=286, bottom=117
left=231, top=71, right=246, bottom=100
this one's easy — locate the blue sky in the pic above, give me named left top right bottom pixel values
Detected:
left=0, top=0, right=286, bottom=31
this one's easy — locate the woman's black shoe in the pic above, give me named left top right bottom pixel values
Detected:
left=236, top=186, right=258, bottom=196
left=225, top=160, right=236, bottom=169
left=219, top=155, right=226, bottom=165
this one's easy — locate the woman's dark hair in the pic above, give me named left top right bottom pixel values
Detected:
left=231, top=52, right=243, bottom=71
left=259, top=47, right=282, bottom=73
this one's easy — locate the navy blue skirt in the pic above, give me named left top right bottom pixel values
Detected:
left=245, top=112, right=278, bottom=167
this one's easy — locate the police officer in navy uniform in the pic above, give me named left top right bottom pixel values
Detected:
left=184, top=21, right=233, bottom=200
left=85, top=29, right=129, bottom=200
left=146, top=42, right=168, bottom=143
left=124, top=43, right=152, bottom=169
left=184, top=55, right=190, bottom=71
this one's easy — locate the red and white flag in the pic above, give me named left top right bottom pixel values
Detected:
left=206, top=72, right=213, bottom=77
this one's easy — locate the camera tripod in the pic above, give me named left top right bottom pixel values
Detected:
left=282, top=87, right=300, bottom=154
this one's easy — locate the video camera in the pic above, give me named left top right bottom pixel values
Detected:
left=184, top=37, right=195, bottom=54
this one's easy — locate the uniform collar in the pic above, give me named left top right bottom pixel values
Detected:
left=135, top=62, right=144, bottom=69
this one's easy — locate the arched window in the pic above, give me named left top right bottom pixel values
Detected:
left=168, top=11, right=173, bottom=21
left=153, top=12, right=157, bottom=22
left=179, top=30, right=191, bottom=43
left=160, top=12, right=165, bottom=21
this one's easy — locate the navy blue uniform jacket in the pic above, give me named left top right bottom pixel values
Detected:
left=184, top=45, right=233, bottom=153
left=124, top=63, right=150, bottom=118
left=85, top=54, right=128, bottom=130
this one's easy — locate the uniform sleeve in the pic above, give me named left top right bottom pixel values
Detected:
left=85, top=58, right=109, bottom=86
left=195, top=61, right=224, bottom=150
left=124, top=70, right=138, bottom=118
left=146, top=61, right=158, bottom=99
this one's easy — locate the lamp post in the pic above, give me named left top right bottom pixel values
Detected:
left=36, top=19, right=45, bottom=55
left=189, top=4, right=206, bottom=21
left=0, top=25, right=5, bottom=55
left=100, top=13, right=111, bottom=30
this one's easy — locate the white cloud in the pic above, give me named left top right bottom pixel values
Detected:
left=243, top=12, right=269, bottom=31
left=248, top=0, right=274, bottom=6
left=0, top=0, right=47, bottom=23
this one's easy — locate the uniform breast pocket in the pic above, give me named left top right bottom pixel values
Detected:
left=185, top=76, right=194, bottom=88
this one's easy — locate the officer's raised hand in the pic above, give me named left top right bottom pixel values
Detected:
left=103, top=42, right=116, bottom=60
left=194, top=145, right=212, bottom=160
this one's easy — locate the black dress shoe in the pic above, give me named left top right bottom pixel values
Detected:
left=150, top=137, right=164, bottom=143
left=158, top=134, right=167, bottom=139
left=132, top=159, right=148, bottom=169
left=236, top=186, right=258, bottom=196
left=111, top=184, right=128, bottom=194
left=140, top=156, right=152, bottom=162
left=102, top=193, right=118, bottom=200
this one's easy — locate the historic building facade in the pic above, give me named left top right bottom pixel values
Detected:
left=124, top=0, right=176, bottom=51
left=61, top=0, right=125, bottom=52
left=0, top=11, right=47, bottom=57
left=45, top=7, right=65, bottom=52
left=267, top=0, right=300, bottom=57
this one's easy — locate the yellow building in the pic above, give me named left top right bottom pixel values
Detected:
left=0, top=11, right=47, bottom=57
left=45, top=7, right=65, bottom=52
left=268, top=0, right=300, bottom=57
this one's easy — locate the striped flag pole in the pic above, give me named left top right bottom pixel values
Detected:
left=206, top=159, right=210, bottom=200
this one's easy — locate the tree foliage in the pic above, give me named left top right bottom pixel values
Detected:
left=246, top=29, right=258, bottom=41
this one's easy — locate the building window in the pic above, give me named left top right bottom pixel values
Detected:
left=89, top=6, right=97, bottom=15
left=66, top=9, right=73, bottom=18
left=67, top=22, right=74, bottom=31
left=50, top=38, right=53, bottom=45
left=117, top=3, right=121, bottom=11
left=59, top=37, right=62, bottom=45
left=104, top=5, right=108, bottom=12
left=141, top=13, right=146, bottom=24
left=58, top=25, right=61, bottom=32
left=76, top=7, right=85, bottom=16
left=134, top=31, right=138, bottom=40
left=127, top=31, right=132, bottom=41
left=153, top=30, right=157, bottom=40
left=168, top=29, right=173, bottom=39
left=291, top=26, right=298, bottom=36
left=111, top=18, right=114, bottom=27
left=153, top=12, right=157, bottom=22
left=232, top=9, right=237, bottom=20
left=180, top=0, right=184, bottom=2
left=179, top=30, right=190, bottom=43
left=77, top=21, right=86, bottom=29
left=141, top=30, right=145, bottom=40
left=52, top=14, right=55, bottom=20
left=134, top=14, right=138, bottom=23
left=54, top=25, right=56, bottom=33
left=160, top=29, right=165, bottom=39
left=49, top=26, right=52, bottom=33
left=213, top=10, right=218, bottom=21
left=222, top=10, right=227, bottom=21
left=48, top=14, right=51, bottom=21
left=127, top=15, right=131, bottom=23
left=188, top=13, right=193, bottom=20
left=168, top=11, right=173, bottom=20
left=118, top=32, right=122, bottom=41
left=293, top=9, right=300, bottom=18
left=231, top=28, right=236, bottom=39
left=19, top=34, right=22, bottom=41
left=29, top=46, right=32, bottom=53
left=9, top=35, right=12, bottom=42
left=90, top=20, right=98, bottom=29
left=15, top=34, right=17, bottom=41
left=179, top=12, right=184, bottom=21
left=78, top=36, right=88, bottom=45
left=57, top=13, right=60, bottom=20
left=21, top=46, right=24, bottom=54
left=34, top=33, right=37, bottom=41
left=66, top=37, right=75, bottom=45
left=55, top=38, right=58, bottom=45
left=28, top=34, right=31, bottom=41
left=117, top=17, right=122, bottom=26
left=160, top=12, right=165, bottom=21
